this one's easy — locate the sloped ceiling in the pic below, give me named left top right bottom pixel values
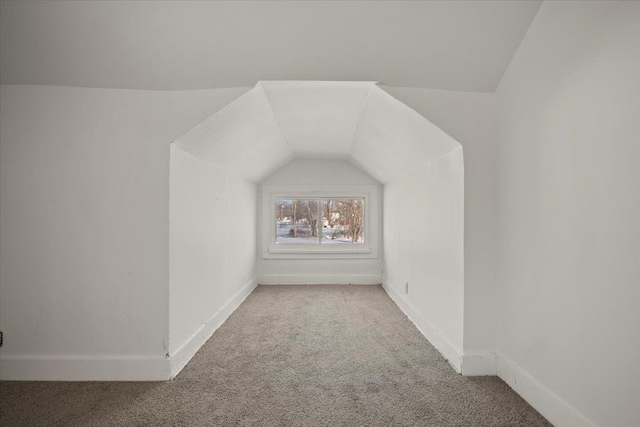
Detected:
left=261, top=81, right=373, bottom=158
left=173, top=81, right=461, bottom=183
left=0, top=1, right=542, bottom=92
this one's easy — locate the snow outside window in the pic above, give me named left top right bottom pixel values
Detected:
left=276, top=199, right=365, bottom=245
left=261, top=185, right=379, bottom=259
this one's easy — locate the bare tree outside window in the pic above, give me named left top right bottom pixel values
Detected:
left=275, top=198, right=364, bottom=244
left=322, top=199, right=364, bottom=244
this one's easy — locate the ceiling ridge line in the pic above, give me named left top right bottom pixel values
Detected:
left=346, top=83, right=377, bottom=158
left=391, top=145, right=464, bottom=184
left=256, top=82, right=294, bottom=152
left=198, top=124, right=236, bottom=150
left=173, top=141, right=265, bottom=182
left=172, top=142, right=229, bottom=174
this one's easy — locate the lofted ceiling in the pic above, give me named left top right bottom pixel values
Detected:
left=174, top=81, right=462, bottom=184
left=0, top=0, right=542, bottom=92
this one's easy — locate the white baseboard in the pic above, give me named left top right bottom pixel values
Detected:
left=0, top=355, right=170, bottom=381
left=382, top=281, right=463, bottom=373
left=168, top=276, right=258, bottom=378
left=259, top=273, right=381, bottom=285
left=497, top=354, right=597, bottom=427
left=378, top=282, right=600, bottom=426
left=0, top=277, right=258, bottom=382
left=461, top=352, right=497, bottom=376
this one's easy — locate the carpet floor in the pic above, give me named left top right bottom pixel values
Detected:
left=0, top=285, right=551, bottom=426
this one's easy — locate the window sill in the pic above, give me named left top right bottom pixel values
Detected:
left=264, top=245, right=375, bottom=259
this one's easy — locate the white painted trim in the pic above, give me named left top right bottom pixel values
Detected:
left=497, top=353, right=598, bottom=427
left=382, top=281, right=462, bottom=373
left=260, top=184, right=381, bottom=260
left=0, top=355, right=170, bottom=381
left=461, top=352, right=497, bottom=376
left=168, top=277, right=258, bottom=378
left=259, top=274, right=382, bottom=285
left=0, top=277, right=259, bottom=381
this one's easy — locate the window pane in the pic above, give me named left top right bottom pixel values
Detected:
left=321, top=199, right=365, bottom=244
left=275, top=199, right=320, bottom=244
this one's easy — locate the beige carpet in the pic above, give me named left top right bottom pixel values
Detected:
left=0, top=285, right=550, bottom=426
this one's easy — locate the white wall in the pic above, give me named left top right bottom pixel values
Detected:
left=383, top=86, right=498, bottom=369
left=170, top=148, right=227, bottom=355
left=0, top=84, right=249, bottom=380
left=169, top=147, right=258, bottom=376
left=383, top=149, right=465, bottom=368
left=259, top=159, right=382, bottom=284
left=495, top=2, right=640, bottom=426
left=334, top=86, right=468, bottom=372
left=1, top=81, right=474, bottom=381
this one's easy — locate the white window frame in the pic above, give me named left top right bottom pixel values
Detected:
left=261, top=184, right=380, bottom=259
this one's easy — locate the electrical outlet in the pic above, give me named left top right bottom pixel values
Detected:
left=405, top=282, right=409, bottom=294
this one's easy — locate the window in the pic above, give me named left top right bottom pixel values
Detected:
left=261, top=185, right=379, bottom=258
left=276, top=198, right=365, bottom=245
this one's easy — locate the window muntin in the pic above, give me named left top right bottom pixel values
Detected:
left=262, top=184, right=378, bottom=259
left=275, top=198, right=365, bottom=245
